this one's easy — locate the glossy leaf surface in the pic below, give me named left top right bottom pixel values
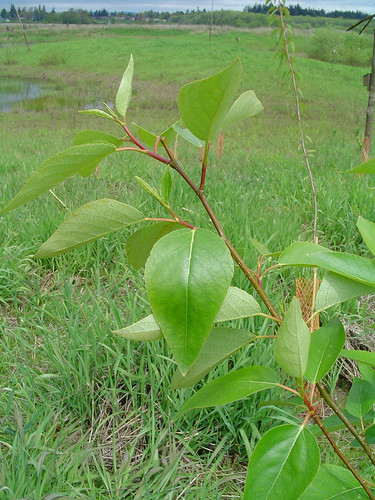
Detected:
left=305, top=318, right=346, bottom=383
left=113, top=314, right=162, bottom=341
left=145, top=228, right=233, bottom=374
left=299, top=464, right=368, bottom=499
left=275, top=297, right=310, bottom=379
left=178, top=366, right=278, bottom=413
left=0, top=143, right=116, bottom=214
left=177, top=59, right=242, bottom=142
left=316, top=272, right=375, bottom=311
left=126, top=221, right=183, bottom=270
left=171, top=327, right=257, bottom=389
left=115, top=54, right=134, bottom=117
left=346, top=377, right=375, bottom=418
left=224, top=90, right=263, bottom=126
left=244, top=424, right=320, bottom=500
left=34, top=199, right=144, bottom=258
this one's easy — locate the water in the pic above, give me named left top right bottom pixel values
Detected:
left=0, top=79, right=44, bottom=112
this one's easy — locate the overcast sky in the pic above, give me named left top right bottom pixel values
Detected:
left=0, top=1, right=374, bottom=14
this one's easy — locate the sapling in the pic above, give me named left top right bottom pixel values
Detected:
left=2, top=39, right=375, bottom=500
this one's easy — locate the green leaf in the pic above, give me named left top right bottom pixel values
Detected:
left=215, top=286, right=261, bottom=321
left=310, top=409, right=375, bottom=437
left=113, top=314, right=162, bottom=341
left=171, top=327, right=257, bottom=389
left=126, top=222, right=183, bottom=271
left=250, top=237, right=281, bottom=257
left=177, top=59, right=242, bottom=142
left=0, top=143, right=116, bottom=215
left=178, top=366, right=278, bottom=413
left=316, top=272, right=375, bottom=311
left=305, top=318, right=346, bottom=383
left=115, top=54, right=134, bottom=117
left=73, top=130, right=124, bottom=148
left=133, top=122, right=177, bottom=150
left=160, top=166, right=172, bottom=203
left=34, top=199, right=144, bottom=258
left=244, top=424, right=320, bottom=500
left=135, top=176, right=166, bottom=207
left=173, top=122, right=205, bottom=148
left=299, top=464, right=368, bottom=499
left=280, top=242, right=375, bottom=287
left=145, top=228, right=234, bottom=374
left=341, top=350, right=375, bottom=367
left=359, top=362, right=375, bottom=386
left=79, top=109, right=115, bottom=121
left=358, top=216, right=375, bottom=257
left=346, top=157, right=375, bottom=174
left=275, top=297, right=310, bottom=379
left=346, top=377, right=375, bottom=418
left=224, top=90, right=263, bottom=127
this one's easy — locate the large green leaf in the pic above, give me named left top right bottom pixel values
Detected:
left=126, top=222, right=183, bottom=271
left=299, top=464, right=368, bottom=499
left=73, top=130, right=124, bottom=148
left=346, top=377, right=375, bottom=418
left=358, top=216, right=375, bottom=257
left=171, top=327, right=257, bottom=389
left=215, top=286, right=261, bottom=321
left=275, top=297, right=310, bottom=379
left=115, top=54, right=134, bottom=117
left=341, top=350, right=375, bottom=367
left=0, top=143, right=116, bottom=215
left=280, top=242, right=375, bottom=287
left=310, top=409, right=375, bottom=437
left=305, top=318, right=346, bottom=383
left=244, top=424, right=320, bottom=500
left=34, top=199, right=144, bottom=258
left=315, top=272, right=375, bottom=311
left=346, top=157, right=375, bottom=174
left=113, top=315, right=162, bottom=341
left=145, top=228, right=234, bottom=374
left=178, top=366, right=278, bottom=414
left=223, top=90, right=263, bottom=127
left=177, top=59, right=242, bottom=142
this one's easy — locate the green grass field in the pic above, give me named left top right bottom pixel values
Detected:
left=1, top=23, right=374, bottom=498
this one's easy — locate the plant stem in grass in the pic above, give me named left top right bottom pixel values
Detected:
left=303, top=395, right=375, bottom=500
left=316, top=381, right=375, bottom=467
left=161, top=138, right=281, bottom=321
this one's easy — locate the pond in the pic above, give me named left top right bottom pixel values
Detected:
left=0, top=78, right=45, bottom=112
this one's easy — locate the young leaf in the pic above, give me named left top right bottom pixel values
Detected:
left=116, top=54, right=134, bottom=118
left=346, top=377, right=375, bottom=418
left=173, top=122, right=205, bottom=148
left=34, top=199, right=145, bottom=258
left=178, top=366, right=278, bottom=414
left=0, top=143, right=116, bottom=215
left=135, top=176, right=166, bottom=207
left=250, top=237, right=281, bottom=257
left=79, top=109, right=115, bottom=121
left=244, top=424, right=320, bottom=500
left=357, top=216, right=375, bottom=257
left=160, top=166, right=172, bottom=203
left=305, top=318, right=346, bottom=383
left=73, top=130, right=124, bottom=148
left=171, top=327, right=257, bottom=389
left=223, top=90, right=263, bottom=127
left=315, top=271, right=375, bottom=312
left=177, top=58, right=242, bottom=142
left=145, top=228, right=234, bottom=375
left=345, top=157, right=375, bottom=175
left=113, top=315, right=163, bottom=341
left=280, top=242, right=375, bottom=287
left=299, top=464, right=368, bottom=499
left=341, top=350, right=375, bottom=367
left=133, top=122, right=177, bottom=150
left=126, top=221, right=183, bottom=270
left=275, top=297, right=310, bottom=379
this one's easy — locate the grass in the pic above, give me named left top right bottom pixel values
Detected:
left=1, top=23, right=375, bottom=498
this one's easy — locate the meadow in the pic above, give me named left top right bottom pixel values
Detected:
left=0, top=22, right=374, bottom=499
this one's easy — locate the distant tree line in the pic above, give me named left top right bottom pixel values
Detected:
left=244, top=3, right=369, bottom=20
left=0, top=3, right=369, bottom=26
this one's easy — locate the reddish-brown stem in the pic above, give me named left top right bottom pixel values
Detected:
left=277, top=383, right=302, bottom=399
left=257, top=255, right=265, bottom=287
left=160, top=138, right=282, bottom=321
left=303, top=395, right=375, bottom=499
left=121, top=125, right=170, bottom=164
left=260, top=264, right=282, bottom=281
